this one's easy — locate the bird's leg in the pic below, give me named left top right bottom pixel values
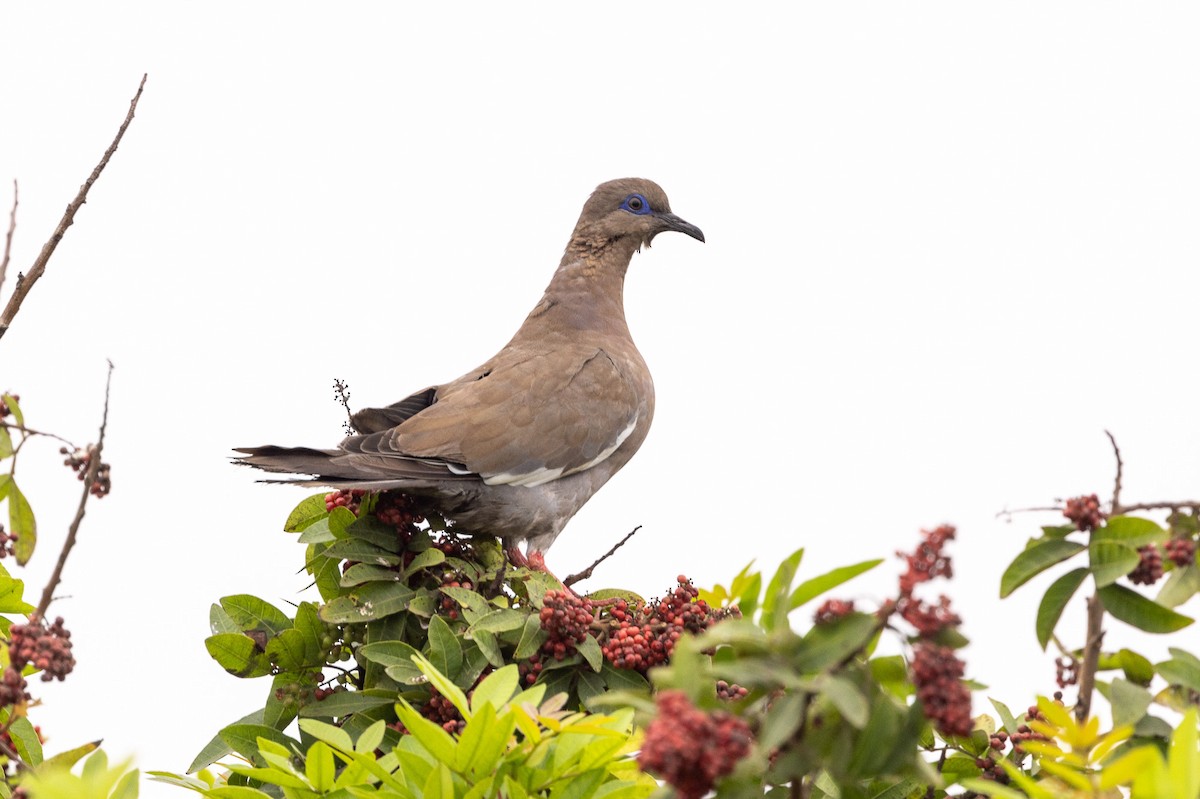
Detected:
left=506, top=544, right=531, bottom=569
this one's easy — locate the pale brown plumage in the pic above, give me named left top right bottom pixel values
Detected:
left=236, top=178, right=704, bottom=572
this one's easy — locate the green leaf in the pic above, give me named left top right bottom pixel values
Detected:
left=1109, top=678, right=1153, bottom=727
left=1117, top=648, right=1155, bottom=685
left=427, top=615, right=464, bottom=680
left=789, top=559, right=884, bottom=610
left=795, top=613, right=879, bottom=672
left=1094, top=516, right=1168, bottom=548
left=328, top=506, right=357, bottom=537
left=989, top=697, right=1019, bottom=734
left=1098, top=583, right=1194, bottom=633
left=401, top=547, right=446, bottom=579
left=1089, top=540, right=1141, bottom=588
left=2, top=396, right=23, bottom=428
left=1000, top=539, right=1086, bottom=597
left=761, top=548, right=803, bottom=631
left=8, top=479, right=35, bottom=565
left=577, top=634, right=604, bottom=672
left=513, top=613, right=546, bottom=660
left=8, top=717, right=43, bottom=766
left=758, top=691, right=806, bottom=750
left=0, top=427, right=12, bottom=460
left=1156, top=650, right=1200, bottom=693
left=472, top=664, right=520, bottom=713
left=395, top=702, right=457, bottom=764
left=205, top=633, right=272, bottom=678
left=297, top=689, right=395, bottom=717
left=299, top=718, right=354, bottom=752
left=1157, top=565, right=1200, bottom=608
left=441, top=586, right=487, bottom=610
left=319, top=582, right=415, bottom=623
left=0, top=572, right=33, bottom=615
left=824, top=675, right=869, bottom=728
left=285, top=494, right=332, bottom=533
left=298, top=518, right=335, bottom=543
left=585, top=588, right=645, bottom=605
left=305, top=740, right=335, bottom=791
left=1035, top=567, right=1088, bottom=649
left=468, top=609, right=527, bottom=635
left=220, top=595, right=293, bottom=635
left=321, top=538, right=402, bottom=567
left=470, top=628, right=505, bottom=668
left=218, top=724, right=299, bottom=764
left=267, top=629, right=319, bottom=672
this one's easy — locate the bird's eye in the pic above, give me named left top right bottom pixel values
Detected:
left=620, top=193, right=652, bottom=215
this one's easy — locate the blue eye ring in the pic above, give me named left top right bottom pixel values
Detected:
left=620, top=193, right=653, bottom=215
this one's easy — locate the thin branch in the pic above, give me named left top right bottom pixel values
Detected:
left=0, top=180, right=16, bottom=294
left=1113, top=501, right=1200, bottom=515
left=35, top=361, right=114, bottom=620
left=0, top=422, right=77, bottom=449
left=1074, top=593, right=1105, bottom=722
left=1105, top=430, right=1124, bottom=513
left=563, top=526, right=641, bottom=587
left=995, top=504, right=1064, bottom=520
left=0, top=74, right=147, bottom=341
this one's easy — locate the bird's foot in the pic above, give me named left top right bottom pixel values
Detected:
left=505, top=545, right=531, bottom=569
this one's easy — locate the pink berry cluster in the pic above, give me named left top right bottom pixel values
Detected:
left=1063, top=494, right=1105, bottom=532
left=1166, top=538, right=1196, bottom=567
left=439, top=577, right=475, bottom=621
left=1055, top=656, right=1079, bottom=689
left=422, top=691, right=465, bottom=735
left=539, top=589, right=594, bottom=660
left=637, top=690, right=752, bottom=799
left=894, top=525, right=972, bottom=737
left=324, top=488, right=366, bottom=514
left=911, top=643, right=972, bottom=738
left=715, top=680, right=748, bottom=702
left=813, top=598, right=855, bottom=625
left=9, top=617, right=74, bottom=682
left=373, top=491, right=424, bottom=530
left=60, top=445, right=112, bottom=497
left=0, top=525, right=17, bottom=560
left=1128, top=544, right=1164, bottom=585
left=600, top=577, right=737, bottom=673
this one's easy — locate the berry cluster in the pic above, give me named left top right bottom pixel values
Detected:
left=813, top=598, right=855, bottom=625
left=911, top=643, right=971, bottom=737
left=897, top=524, right=955, bottom=595
left=439, top=577, right=475, bottom=621
left=59, top=445, right=111, bottom=497
left=539, top=590, right=594, bottom=660
left=1055, top=656, right=1079, bottom=689
left=890, top=526, right=973, bottom=737
left=1128, top=544, right=1163, bottom=585
left=0, top=525, right=17, bottom=560
left=0, top=394, right=18, bottom=417
left=716, top=680, right=748, bottom=702
left=600, top=578, right=736, bottom=673
left=8, top=617, right=74, bottom=682
left=1166, top=538, right=1196, bottom=567
left=373, top=491, right=424, bottom=530
left=1063, top=494, right=1105, bottom=532
left=897, top=594, right=961, bottom=638
left=1008, top=699, right=1056, bottom=754
left=0, top=668, right=29, bottom=708
left=422, top=691, right=465, bottom=735
left=325, top=489, right=366, bottom=515
left=974, top=730, right=1011, bottom=784
left=637, top=691, right=752, bottom=799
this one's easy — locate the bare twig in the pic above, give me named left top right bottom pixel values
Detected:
left=1105, top=430, right=1123, bottom=513
left=0, top=180, right=16, bottom=294
left=0, top=75, right=146, bottom=341
left=563, top=526, right=642, bottom=587
left=0, top=422, right=77, bottom=449
left=1074, top=593, right=1105, bottom=722
left=1113, top=501, right=1200, bottom=515
left=333, top=379, right=355, bottom=435
left=35, top=361, right=114, bottom=620
left=995, top=504, right=1065, bottom=520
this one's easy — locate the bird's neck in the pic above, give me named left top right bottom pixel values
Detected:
left=519, top=243, right=637, bottom=338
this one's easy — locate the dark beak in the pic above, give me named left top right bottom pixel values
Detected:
left=656, top=211, right=706, bottom=243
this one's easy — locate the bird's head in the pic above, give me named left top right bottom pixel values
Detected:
left=572, top=178, right=705, bottom=253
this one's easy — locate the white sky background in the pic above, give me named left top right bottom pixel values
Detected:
left=1, top=4, right=1199, bottom=795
